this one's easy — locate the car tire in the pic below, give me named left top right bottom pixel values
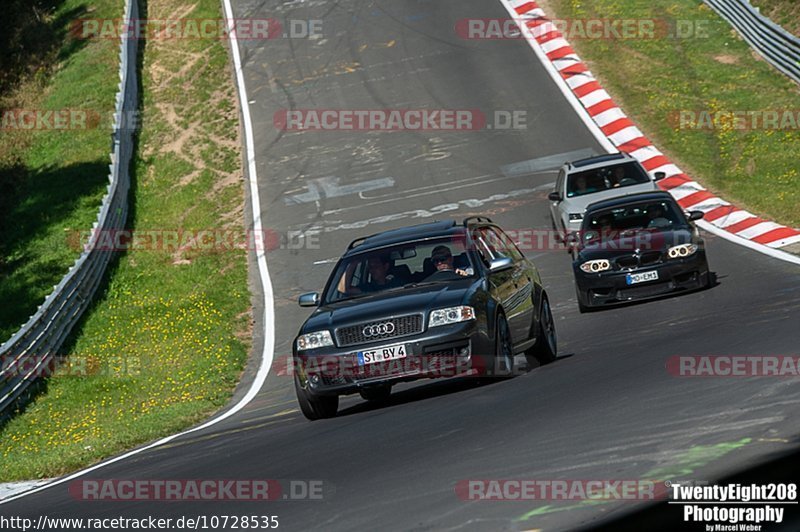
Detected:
left=359, top=384, right=392, bottom=403
left=575, top=288, right=591, bottom=314
left=491, top=313, right=514, bottom=378
left=294, top=375, right=338, bottom=420
left=526, top=296, right=557, bottom=366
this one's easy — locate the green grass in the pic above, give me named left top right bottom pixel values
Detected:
left=548, top=0, right=800, bottom=228
left=0, top=0, right=250, bottom=481
left=0, top=0, right=122, bottom=341
left=750, top=0, right=800, bottom=36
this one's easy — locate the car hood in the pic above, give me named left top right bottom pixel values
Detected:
left=302, top=279, right=477, bottom=333
left=565, top=182, right=658, bottom=214
left=577, top=228, right=695, bottom=261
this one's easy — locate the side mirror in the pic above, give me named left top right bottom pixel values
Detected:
left=488, top=257, right=514, bottom=273
left=298, top=292, right=320, bottom=307
left=548, top=191, right=563, bottom=202
left=688, top=211, right=704, bottom=221
left=653, top=171, right=666, bottom=181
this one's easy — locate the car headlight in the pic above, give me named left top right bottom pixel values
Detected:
left=579, top=259, right=611, bottom=273
left=568, top=213, right=583, bottom=222
left=296, top=330, right=334, bottom=350
left=667, top=243, right=698, bottom=259
left=429, top=306, right=475, bottom=328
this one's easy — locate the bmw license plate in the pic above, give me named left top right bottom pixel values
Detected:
left=626, top=270, right=659, bottom=285
left=357, top=344, right=407, bottom=366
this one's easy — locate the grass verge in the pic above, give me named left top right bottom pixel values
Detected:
left=0, top=0, right=121, bottom=341
left=750, top=0, right=800, bottom=37
left=546, top=0, right=800, bottom=228
left=0, top=0, right=251, bottom=481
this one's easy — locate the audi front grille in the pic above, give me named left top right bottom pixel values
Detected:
left=335, top=314, right=424, bottom=347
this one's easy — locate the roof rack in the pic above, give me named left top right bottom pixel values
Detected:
left=569, top=152, right=626, bottom=169
left=462, top=216, right=493, bottom=227
left=347, top=236, right=371, bottom=250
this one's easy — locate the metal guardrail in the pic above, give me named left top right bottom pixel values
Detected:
left=0, top=0, right=139, bottom=418
left=705, top=0, right=800, bottom=84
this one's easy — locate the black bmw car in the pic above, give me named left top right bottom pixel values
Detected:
left=292, top=218, right=557, bottom=420
left=571, top=191, right=712, bottom=312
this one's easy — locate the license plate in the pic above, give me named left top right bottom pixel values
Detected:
left=357, top=344, right=407, bottom=366
left=626, top=270, right=659, bottom=285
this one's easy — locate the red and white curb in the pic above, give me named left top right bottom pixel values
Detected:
left=499, top=0, right=800, bottom=264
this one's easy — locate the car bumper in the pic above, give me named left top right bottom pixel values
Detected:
left=293, top=321, right=492, bottom=396
left=575, top=252, right=709, bottom=308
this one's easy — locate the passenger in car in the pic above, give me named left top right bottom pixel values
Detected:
left=363, top=254, right=400, bottom=291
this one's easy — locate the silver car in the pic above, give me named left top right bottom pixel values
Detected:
left=548, top=152, right=665, bottom=241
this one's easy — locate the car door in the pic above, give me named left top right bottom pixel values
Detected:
left=478, top=227, right=531, bottom=346
left=492, top=226, right=535, bottom=344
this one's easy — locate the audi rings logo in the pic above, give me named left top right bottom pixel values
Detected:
left=363, top=322, right=395, bottom=337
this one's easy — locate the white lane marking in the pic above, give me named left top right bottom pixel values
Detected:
left=714, top=210, right=756, bottom=228
left=496, top=0, right=616, bottom=154
left=305, top=187, right=545, bottom=235
left=284, top=176, right=395, bottom=204
left=500, top=148, right=596, bottom=176
left=592, top=108, right=628, bottom=128
left=767, top=234, right=800, bottom=248
left=497, top=0, right=800, bottom=265
left=320, top=172, right=553, bottom=216
left=0, top=0, right=279, bottom=504
left=578, top=89, right=612, bottom=109
left=735, top=221, right=783, bottom=239
left=607, top=125, right=644, bottom=146
left=668, top=183, right=706, bottom=201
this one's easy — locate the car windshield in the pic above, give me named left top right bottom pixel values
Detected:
left=582, top=199, right=685, bottom=243
left=566, top=161, right=651, bottom=198
left=323, top=236, right=476, bottom=303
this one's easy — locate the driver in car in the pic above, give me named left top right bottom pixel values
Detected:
left=646, top=203, right=671, bottom=228
left=338, top=253, right=402, bottom=295
left=430, top=245, right=470, bottom=278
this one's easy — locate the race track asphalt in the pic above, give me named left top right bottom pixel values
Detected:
left=2, top=1, right=799, bottom=530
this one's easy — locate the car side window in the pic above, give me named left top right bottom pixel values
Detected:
left=493, top=227, right=525, bottom=261
left=472, top=230, right=495, bottom=265
left=480, top=228, right=512, bottom=260
left=556, top=169, right=565, bottom=194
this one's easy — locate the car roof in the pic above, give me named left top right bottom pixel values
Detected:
left=584, top=190, right=675, bottom=214
left=566, top=152, right=632, bottom=171
left=343, top=219, right=490, bottom=257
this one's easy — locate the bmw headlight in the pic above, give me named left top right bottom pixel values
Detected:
left=296, top=330, right=334, bottom=350
left=429, top=306, right=475, bottom=328
left=667, top=243, right=698, bottom=259
left=579, top=259, right=611, bottom=273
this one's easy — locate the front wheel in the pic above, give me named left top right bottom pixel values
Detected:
left=294, top=375, right=339, bottom=420
left=491, top=313, right=514, bottom=378
left=526, top=296, right=557, bottom=367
